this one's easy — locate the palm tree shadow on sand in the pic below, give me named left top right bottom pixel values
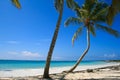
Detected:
left=47, top=72, right=68, bottom=80
left=38, top=73, right=120, bottom=80
left=38, top=72, right=68, bottom=80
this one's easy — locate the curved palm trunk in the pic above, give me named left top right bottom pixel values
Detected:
left=67, top=28, right=90, bottom=72
left=43, top=1, right=64, bottom=78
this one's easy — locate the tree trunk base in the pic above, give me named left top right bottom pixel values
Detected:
left=43, top=75, right=50, bottom=79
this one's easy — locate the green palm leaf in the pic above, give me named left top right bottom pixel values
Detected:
left=72, top=26, right=83, bottom=45
left=83, top=0, right=97, bottom=13
left=106, top=7, right=115, bottom=26
left=96, top=24, right=120, bottom=37
left=112, top=0, right=120, bottom=12
left=75, top=8, right=88, bottom=18
left=93, top=16, right=106, bottom=23
left=90, top=2, right=108, bottom=18
left=11, top=0, right=21, bottom=8
left=89, top=25, right=96, bottom=36
left=92, top=6, right=109, bottom=21
left=66, top=0, right=80, bottom=10
left=64, top=17, right=83, bottom=26
left=106, top=0, right=120, bottom=26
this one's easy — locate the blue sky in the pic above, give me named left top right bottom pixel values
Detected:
left=0, top=0, right=120, bottom=60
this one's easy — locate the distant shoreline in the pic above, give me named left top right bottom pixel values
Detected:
left=0, top=60, right=119, bottom=70
left=0, top=59, right=120, bottom=61
left=0, top=62, right=119, bottom=78
left=0, top=60, right=112, bottom=70
left=104, top=60, right=120, bottom=62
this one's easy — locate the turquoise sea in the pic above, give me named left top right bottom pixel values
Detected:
left=0, top=60, right=107, bottom=70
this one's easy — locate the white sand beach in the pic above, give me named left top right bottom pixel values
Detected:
left=0, top=62, right=119, bottom=78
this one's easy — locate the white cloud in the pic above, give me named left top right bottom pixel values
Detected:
left=7, top=41, right=19, bottom=44
left=8, top=51, right=42, bottom=58
left=104, top=53, right=117, bottom=58
left=8, top=51, right=18, bottom=55
left=52, top=57, right=63, bottom=60
left=21, top=51, right=41, bottom=57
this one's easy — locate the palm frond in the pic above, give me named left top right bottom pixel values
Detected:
left=83, top=0, right=97, bottom=13
left=106, top=6, right=115, bottom=26
left=91, top=3, right=107, bottom=22
left=89, top=25, right=96, bottom=36
left=90, top=2, right=108, bottom=18
left=111, top=0, right=120, bottom=12
left=90, top=2, right=102, bottom=17
left=66, top=0, right=74, bottom=9
left=76, top=8, right=88, bottom=18
left=72, top=26, right=83, bottom=45
left=11, top=0, right=21, bottom=8
left=66, top=0, right=80, bottom=10
left=106, top=0, right=120, bottom=26
left=96, top=24, right=120, bottom=37
left=93, top=15, right=106, bottom=23
left=54, top=0, right=63, bottom=12
left=64, top=17, right=83, bottom=26
left=75, top=8, right=82, bottom=17
left=92, top=6, right=109, bottom=21
left=77, top=8, right=88, bottom=14
left=66, top=0, right=82, bottom=18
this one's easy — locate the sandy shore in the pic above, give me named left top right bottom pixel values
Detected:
left=0, top=62, right=120, bottom=80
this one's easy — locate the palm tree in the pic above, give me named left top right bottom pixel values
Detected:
left=64, top=0, right=120, bottom=72
left=43, top=0, right=81, bottom=78
left=11, top=0, right=21, bottom=8
left=43, top=0, right=64, bottom=78
left=106, top=0, right=120, bottom=25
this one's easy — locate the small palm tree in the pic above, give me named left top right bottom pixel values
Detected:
left=64, top=0, right=120, bottom=72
